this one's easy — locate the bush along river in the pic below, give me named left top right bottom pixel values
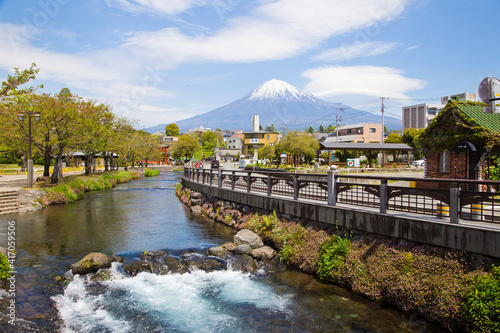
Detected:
left=0, top=171, right=447, bottom=332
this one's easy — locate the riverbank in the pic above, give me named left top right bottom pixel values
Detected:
left=176, top=183, right=499, bottom=332
left=14, top=170, right=142, bottom=212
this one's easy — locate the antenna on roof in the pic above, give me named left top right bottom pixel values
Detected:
left=478, top=77, right=500, bottom=113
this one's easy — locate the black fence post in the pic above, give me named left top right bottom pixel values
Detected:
left=293, top=175, right=299, bottom=200
left=247, top=172, right=251, bottom=193
left=231, top=171, right=235, bottom=190
left=267, top=174, right=272, bottom=196
left=380, top=179, right=387, bottom=214
left=218, top=168, right=222, bottom=188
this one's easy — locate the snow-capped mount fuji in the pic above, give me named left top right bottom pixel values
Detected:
left=246, top=79, right=320, bottom=103
left=146, top=79, right=401, bottom=133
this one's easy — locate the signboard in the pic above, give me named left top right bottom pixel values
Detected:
left=346, top=158, right=360, bottom=168
left=280, top=153, right=287, bottom=158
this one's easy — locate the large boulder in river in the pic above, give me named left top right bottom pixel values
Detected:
left=71, top=253, right=112, bottom=275
left=122, top=259, right=153, bottom=276
left=250, top=246, right=276, bottom=261
left=234, top=229, right=264, bottom=249
left=181, top=253, right=227, bottom=272
left=233, top=244, right=252, bottom=255
left=208, top=245, right=230, bottom=257
left=228, top=254, right=258, bottom=273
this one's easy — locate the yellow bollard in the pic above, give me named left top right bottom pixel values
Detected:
left=471, top=203, right=484, bottom=220
left=436, top=203, right=449, bottom=218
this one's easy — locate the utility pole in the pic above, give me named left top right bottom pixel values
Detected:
left=336, top=107, right=345, bottom=142
left=380, top=97, right=385, bottom=143
left=281, top=123, right=287, bottom=138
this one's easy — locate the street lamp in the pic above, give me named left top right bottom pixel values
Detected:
left=17, top=110, right=41, bottom=188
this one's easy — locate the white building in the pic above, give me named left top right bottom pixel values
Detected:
left=402, top=93, right=477, bottom=130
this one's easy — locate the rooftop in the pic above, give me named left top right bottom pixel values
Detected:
left=457, top=102, right=500, bottom=133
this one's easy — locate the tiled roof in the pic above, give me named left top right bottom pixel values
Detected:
left=457, top=103, right=500, bottom=133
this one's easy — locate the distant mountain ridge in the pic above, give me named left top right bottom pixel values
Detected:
left=146, top=79, right=401, bottom=133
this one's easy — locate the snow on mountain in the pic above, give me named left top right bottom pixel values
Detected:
left=145, top=80, right=402, bottom=133
left=245, top=79, right=319, bottom=102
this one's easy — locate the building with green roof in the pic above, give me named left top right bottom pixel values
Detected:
left=418, top=100, right=500, bottom=184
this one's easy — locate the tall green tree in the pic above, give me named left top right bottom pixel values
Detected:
left=277, top=130, right=319, bottom=166
left=402, top=128, right=423, bottom=160
left=258, top=144, right=275, bottom=162
left=171, top=134, right=199, bottom=160
left=165, top=123, right=179, bottom=136
left=265, top=124, right=276, bottom=132
left=318, top=124, right=324, bottom=133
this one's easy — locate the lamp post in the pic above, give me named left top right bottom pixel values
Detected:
left=17, top=110, right=41, bottom=188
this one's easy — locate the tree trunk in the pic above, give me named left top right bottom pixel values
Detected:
left=20, top=155, right=27, bottom=171
left=85, top=154, right=93, bottom=176
left=104, top=154, right=109, bottom=171
left=43, top=149, right=52, bottom=177
left=51, top=148, right=64, bottom=183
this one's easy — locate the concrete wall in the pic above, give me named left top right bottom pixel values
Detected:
left=183, top=178, right=500, bottom=259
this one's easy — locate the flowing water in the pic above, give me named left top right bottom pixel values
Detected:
left=0, top=171, right=445, bottom=332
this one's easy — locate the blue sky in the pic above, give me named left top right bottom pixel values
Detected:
left=0, top=0, right=498, bottom=128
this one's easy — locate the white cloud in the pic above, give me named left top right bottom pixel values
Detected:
left=312, top=41, right=397, bottom=62
left=105, top=0, right=206, bottom=15
left=405, top=45, right=419, bottom=52
left=302, top=65, right=426, bottom=99
left=124, top=0, right=412, bottom=67
left=0, top=23, right=173, bottom=106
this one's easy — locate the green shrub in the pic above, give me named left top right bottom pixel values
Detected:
left=144, top=169, right=161, bottom=177
left=317, top=234, right=351, bottom=283
left=465, top=266, right=500, bottom=333
left=0, top=252, right=11, bottom=279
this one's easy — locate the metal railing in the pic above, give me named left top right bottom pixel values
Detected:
left=184, top=167, right=500, bottom=224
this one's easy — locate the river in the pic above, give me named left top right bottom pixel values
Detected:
left=0, top=171, right=444, bottom=332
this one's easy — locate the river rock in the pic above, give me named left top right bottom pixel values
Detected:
left=228, top=254, right=258, bottom=273
left=222, top=242, right=237, bottom=252
left=140, top=249, right=168, bottom=261
left=250, top=246, right=276, bottom=261
left=208, top=246, right=230, bottom=256
left=234, top=229, right=264, bottom=249
left=122, top=259, right=153, bottom=276
left=181, top=253, right=227, bottom=272
left=71, top=253, right=112, bottom=275
left=164, top=257, right=187, bottom=274
left=191, top=191, right=202, bottom=199
left=190, top=206, right=202, bottom=215
left=234, top=244, right=252, bottom=255
left=110, top=255, right=124, bottom=263
left=190, top=198, right=202, bottom=206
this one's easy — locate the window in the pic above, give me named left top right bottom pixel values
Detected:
left=267, top=135, right=270, bottom=140
left=370, top=128, right=376, bottom=133
left=347, top=129, right=352, bottom=134
left=428, top=108, right=437, bottom=116
left=439, top=150, right=450, bottom=172
left=356, top=129, right=361, bottom=133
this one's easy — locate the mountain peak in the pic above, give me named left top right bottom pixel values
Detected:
left=247, top=79, right=317, bottom=102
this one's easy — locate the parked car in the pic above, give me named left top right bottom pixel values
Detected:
left=412, top=159, right=425, bottom=167
left=211, top=160, right=220, bottom=169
